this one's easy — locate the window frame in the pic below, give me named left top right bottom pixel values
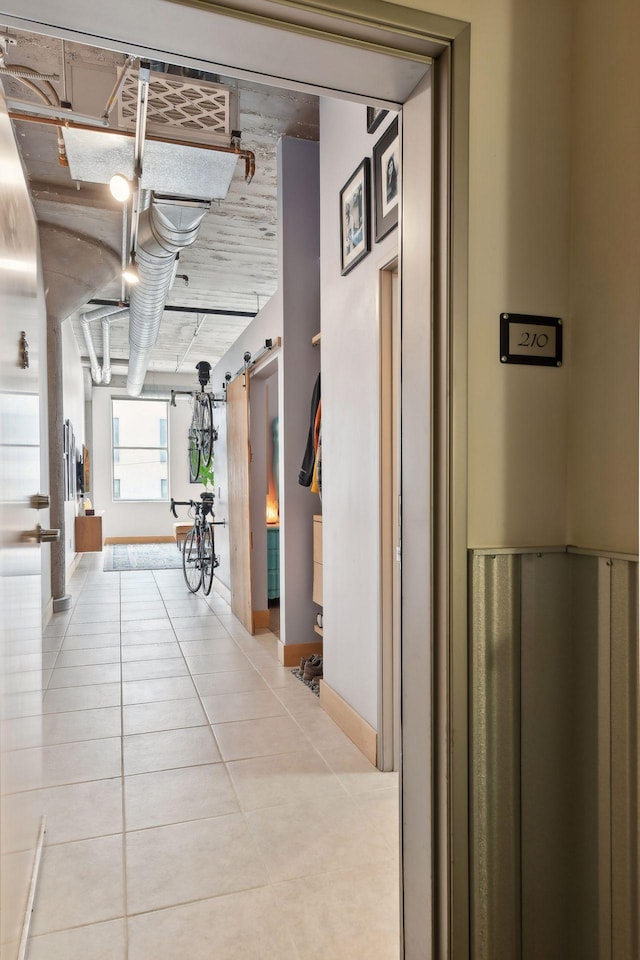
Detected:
left=111, top=397, right=170, bottom=503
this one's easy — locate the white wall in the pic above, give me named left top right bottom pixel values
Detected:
left=320, top=101, right=399, bottom=728
left=390, top=0, right=574, bottom=549
left=211, top=138, right=320, bottom=646
left=91, top=373, right=198, bottom=540
left=567, top=0, right=640, bottom=554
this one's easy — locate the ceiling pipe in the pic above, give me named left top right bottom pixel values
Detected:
left=126, top=195, right=210, bottom=396
left=81, top=315, right=102, bottom=384
left=80, top=304, right=129, bottom=384
left=102, top=316, right=117, bottom=384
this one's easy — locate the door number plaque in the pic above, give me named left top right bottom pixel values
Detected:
left=500, top=314, right=562, bottom=367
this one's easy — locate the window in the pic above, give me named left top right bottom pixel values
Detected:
left=112, top=399, right=169, bottom=501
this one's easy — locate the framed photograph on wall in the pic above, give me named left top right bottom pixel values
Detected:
left=83, top=444, right=90, bottom=495
left=373, top=117, right=399, bottom=242
left=367, top=106, right=388, bottom=134
left=340, top=158, right=371, bottom=276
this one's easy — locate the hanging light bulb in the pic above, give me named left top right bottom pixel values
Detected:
left=122, top=257, right=139, bottom=285
left=109, top=173, right=132, bottom=202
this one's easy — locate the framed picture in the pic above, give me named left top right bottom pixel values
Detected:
left=83, top=444, right=90, bottom=494
left=367, top=106, right=388, bottom=134
left=340, top=158, right=371, bottom=275
left=373, top=117, right=399, bottom=242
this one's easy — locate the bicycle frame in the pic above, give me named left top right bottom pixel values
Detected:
left=170, top=494, right=225, bottom=595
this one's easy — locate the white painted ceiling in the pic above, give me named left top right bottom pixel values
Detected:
left=1, top=24, right=319, bottom=378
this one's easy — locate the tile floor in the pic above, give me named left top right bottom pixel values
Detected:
left=10, top=555, right=399, bottom=959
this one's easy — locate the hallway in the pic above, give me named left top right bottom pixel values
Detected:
left=5, top=556, right=399, bottom=959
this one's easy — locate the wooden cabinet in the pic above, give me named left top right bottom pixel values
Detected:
left=313, top=514, right=323, bottom=605
left=75, top=515, right=103, bottom=553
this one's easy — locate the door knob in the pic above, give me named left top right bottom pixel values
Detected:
left=31, top=493, right=50, bottom=510
left=36, top=525, right=60, bottom=543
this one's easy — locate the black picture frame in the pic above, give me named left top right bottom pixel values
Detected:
left=373, top=117, right=399, bottom=242
left=367, top=106, right=388, bottom=134
left=339, top=158, right=371, bottom=276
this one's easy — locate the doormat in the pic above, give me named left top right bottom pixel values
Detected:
left=104, top=543, right=183, bottom=572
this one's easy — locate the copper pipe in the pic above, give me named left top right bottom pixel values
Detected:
left=7, top=111, right=256, bottom=183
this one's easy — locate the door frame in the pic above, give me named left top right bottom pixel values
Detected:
left=379, top=256, right=400, bottom=774
left=0, top=3, right=471, bottom=956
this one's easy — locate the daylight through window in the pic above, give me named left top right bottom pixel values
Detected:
left=112, top=399, right=169, bottom=501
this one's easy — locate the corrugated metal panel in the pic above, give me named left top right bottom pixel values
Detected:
left=520, top=552, right=586, bottom=960
left=469, top=549, right=638, bottom=960
left=610, top=559, right=639, bottom=959
left=470, top=553, right=522, bottom=960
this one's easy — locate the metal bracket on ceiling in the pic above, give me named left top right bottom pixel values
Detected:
left=0, top=33, right=17, bottom=69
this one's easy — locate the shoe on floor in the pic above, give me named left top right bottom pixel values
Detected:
left=303, top=655, right=323, bottom=682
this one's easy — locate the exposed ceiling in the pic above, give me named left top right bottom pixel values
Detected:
left=0, top=24, right=319, bottom=379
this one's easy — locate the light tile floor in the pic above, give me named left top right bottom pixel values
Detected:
left=14, top=555, right=399, bottom=959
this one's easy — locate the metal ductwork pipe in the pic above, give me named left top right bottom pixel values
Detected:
left=127, top=196, right=210, bottom=396
left=80, top=305, right=129, bottom=385
left=81, top=315, right=102, bottom=384
left=102, top=317, right=113, bottom=384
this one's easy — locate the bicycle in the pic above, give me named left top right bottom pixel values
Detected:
left=188, top=361, right=218, bottom=482
left=170, top=493, right=225, bottom=595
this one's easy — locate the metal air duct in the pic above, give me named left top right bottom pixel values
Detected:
left=80, top=304, right=129, bottom=384
left=126, top=195, right=210, bottom=396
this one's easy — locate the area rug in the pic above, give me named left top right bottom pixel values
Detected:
left=104, top=543, right=183, bottom=572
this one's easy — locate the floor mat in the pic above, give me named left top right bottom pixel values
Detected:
left=103, top=542, right=183, bottom=572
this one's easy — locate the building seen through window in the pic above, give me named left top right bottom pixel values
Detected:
left=112, top=399, right=169, bottom=501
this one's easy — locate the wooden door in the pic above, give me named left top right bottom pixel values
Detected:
left=226, top=371, right=253, bottom=632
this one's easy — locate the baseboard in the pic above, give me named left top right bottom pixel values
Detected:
left=253, top=609, right=270, bottom=630
left=319, top=679, right=377, bottom=766
left=104, top=536, right=174, bottom=544
left=212, top=579, right=231, bottom=604
left=66, top=552, right=82, bottom=579
left=278, top=639, right=323, bottom=667
left=42, top=597, right=53, bottom=628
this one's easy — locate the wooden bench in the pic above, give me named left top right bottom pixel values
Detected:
left=173, top=522, right=192, bottom=548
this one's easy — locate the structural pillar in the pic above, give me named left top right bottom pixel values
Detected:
left=38, top=222, right=120, bottom=610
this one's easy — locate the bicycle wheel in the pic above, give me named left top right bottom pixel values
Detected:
left=200, top=394, right=214, bottom=468
left=188, top=431, right=201, bottom=483
left=201, top=523, right=214, bottom=595
left=182, top=528, right=202, bottom=592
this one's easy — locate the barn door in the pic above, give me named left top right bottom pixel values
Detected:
left=226, top=370, right=253, bottom=632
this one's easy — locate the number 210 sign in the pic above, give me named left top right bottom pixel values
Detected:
left=500, top=313, right=563, bottom=367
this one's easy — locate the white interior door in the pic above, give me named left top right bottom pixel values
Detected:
left=0, top=90, right=46, bottom=960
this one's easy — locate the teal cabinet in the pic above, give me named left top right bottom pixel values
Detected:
left=267, top=525, right=280, bottom=599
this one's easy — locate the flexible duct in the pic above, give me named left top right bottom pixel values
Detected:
left=126, top=195, right=210, bottom=396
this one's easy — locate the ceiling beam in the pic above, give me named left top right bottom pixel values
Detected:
left=89, top=298, right=257, bottom=318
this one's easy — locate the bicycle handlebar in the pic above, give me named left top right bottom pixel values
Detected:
left=170, top=497, right=226, bottom=525
left=170, top=498, right=196, bottom=518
